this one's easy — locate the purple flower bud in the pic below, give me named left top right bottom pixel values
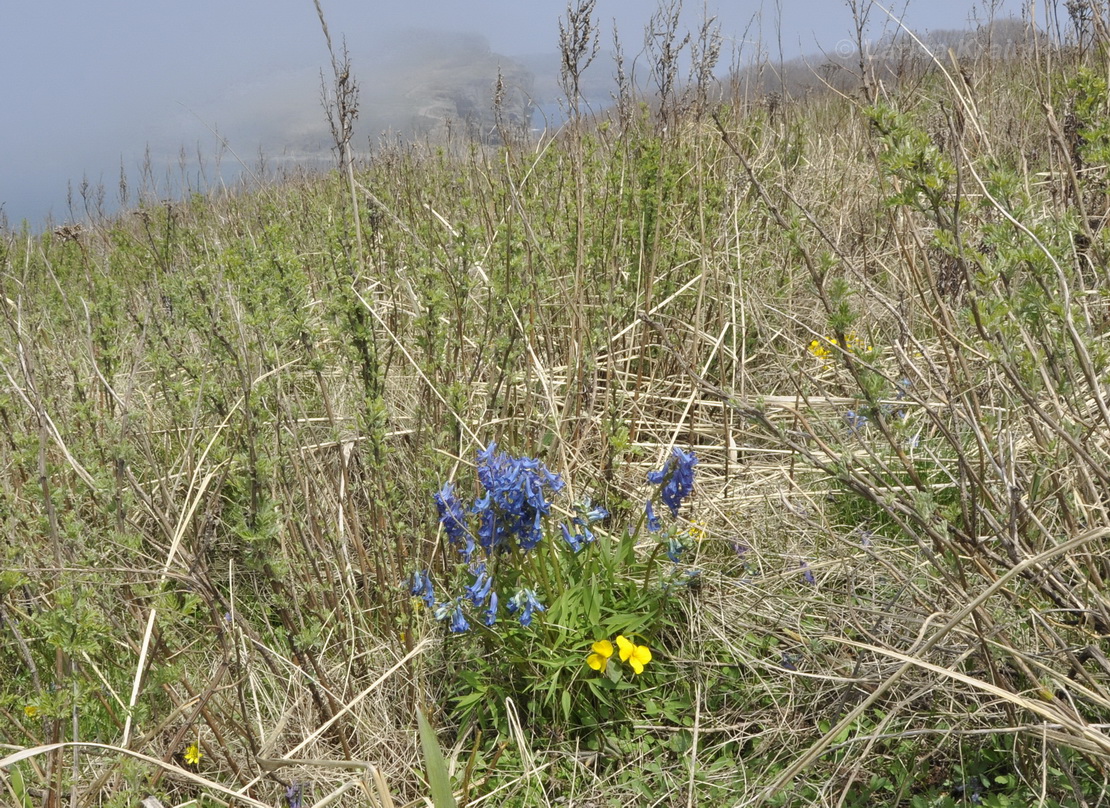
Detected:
left=800, top=561, right=816, bottom=585
left=286, top=783, right=304, bottom=808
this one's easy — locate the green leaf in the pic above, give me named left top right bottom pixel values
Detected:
left=416, top=707, right=457, bottom=808
left=10, top=767, right=32, bottom=808
left=452, top=690, right=486, bottom=712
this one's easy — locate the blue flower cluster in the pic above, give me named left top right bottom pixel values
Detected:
left=642, top=448, right=699, bottom=564
left=647, top=447, right=698, bottom=517
left=413, top=442, right=570, bottom=633
left=473, top=442, right=565, bottom=554
left=559, top=496, right=609, bottom=552
left=410, top=570, right=435, bottom=608
left=464, top=563, right=498, bottom=626
left=435, top=597, right=471, bottom=633
left=506, top=587, right=545, bottom=627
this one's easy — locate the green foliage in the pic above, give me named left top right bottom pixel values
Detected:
left=418, top=707, right=458, bottom=808
left=867, top=103, right=956, bottom=223
left=1067, top=67, right=1110, bottom=168
left=5, top=766, right=35, bottom=808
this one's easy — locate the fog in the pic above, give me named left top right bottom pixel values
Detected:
left=1, top=1, right=1028, bottom=228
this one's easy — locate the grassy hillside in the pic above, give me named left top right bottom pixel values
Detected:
left=4, top=15, right=1110, bottom=808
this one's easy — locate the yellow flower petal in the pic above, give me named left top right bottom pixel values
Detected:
left=591, top=639, right=614, bottom=659
left=184, top=744, right=203, bottom=766
left=626, top=644, right=652, bottom=674
left=587, top=653, right=606, bottom=671
left=616, top=636, right=652, bottom=673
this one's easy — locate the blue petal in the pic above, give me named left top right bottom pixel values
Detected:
left=646, top=499, right=662, bottom=532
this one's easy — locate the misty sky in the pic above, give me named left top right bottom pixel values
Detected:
left=2, top=1, right=1027, bottom=228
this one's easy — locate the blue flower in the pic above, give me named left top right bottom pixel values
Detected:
left=435, top=482, right=474, bottom=560
left=464, top=565, right=493, bottom=607
left=450, top=605, right=470, bottom=633
left=648, top=448, right=698, bottom=517
left=576, top=497, right=609, bottom=524
left=514, top=509, right=545, bottom=552
left=645, top=499, right=662, bottom=532
left=434, top=598, right=471, bottom=633
left=666, top=536, right=685, bottom=563
left=880, top=379, right=911, bottom=418
left=845, top=410, right=868, bottom=434
left=483, top=591, right=498, bottom=626
left=506, top=588, right=545, bottom=627
left=557, top=498, right=604, bottom=550
left=410, top=570, right=435, bottom=608
left=560, top=521, right=595, bottom=553
left=560, top=522, right=583, bottom=552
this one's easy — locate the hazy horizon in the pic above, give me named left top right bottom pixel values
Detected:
left=1, top=0, right=1030, bottom=229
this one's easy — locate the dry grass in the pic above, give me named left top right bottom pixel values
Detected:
left=5, top=6, right=1110, bottom=806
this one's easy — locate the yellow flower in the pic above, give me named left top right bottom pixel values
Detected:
left=23, top=704, right=38, bottom=719
left=184, top=743, right=203, bottom=766
left=586, top=639, right=614, bottom=671
left=685, top=520, right=708, bottom=541
left=808, top=338, right=834, bottom=360
left=808, top=333, right=870, bottom=361
left=615, top=635, right=652, bottom=675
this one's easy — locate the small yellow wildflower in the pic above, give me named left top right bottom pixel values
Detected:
left=586, top=639, right=614, bottom=671
left=685, top=520, right=708, bottom=541
left=23, top=704, right=38, bottom=719
left=808, top=333, right=871, bottom=361
left=184, top=743, right=203, bottom=766
left=615, top=635, right=652, bottom=675
left=808, top=338, right=834, bottom=360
